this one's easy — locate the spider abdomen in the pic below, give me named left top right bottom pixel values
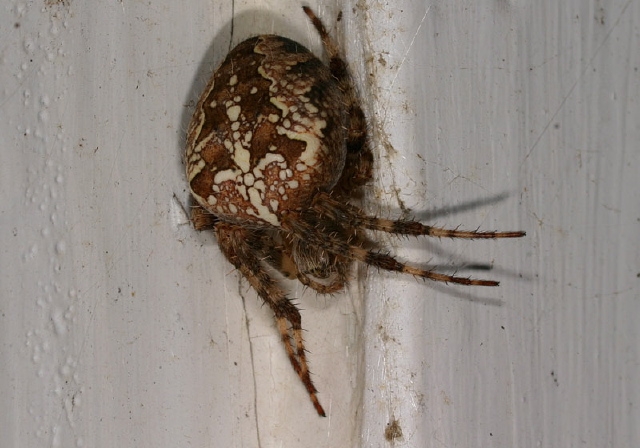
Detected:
left=186, top=35, right=347, bottom=227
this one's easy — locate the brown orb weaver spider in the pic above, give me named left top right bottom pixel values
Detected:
left=185, top=6, right=525, bottom=417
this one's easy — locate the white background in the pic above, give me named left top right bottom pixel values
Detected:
left=1, top=0, right=638, bottom=447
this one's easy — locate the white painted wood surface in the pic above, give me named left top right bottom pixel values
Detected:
left=1, top=0, right=638, bottom=447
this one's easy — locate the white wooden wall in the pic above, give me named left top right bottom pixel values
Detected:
left=1, top=0, right=638, bottom=447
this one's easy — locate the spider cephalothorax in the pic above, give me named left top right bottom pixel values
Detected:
left=186, top=7, right=525, bottom=417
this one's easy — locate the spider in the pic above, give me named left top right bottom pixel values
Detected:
left=185, top=7, right=525, bottom=417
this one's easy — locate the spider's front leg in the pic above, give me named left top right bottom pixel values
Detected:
left=214, top=222, right=326, bottom=417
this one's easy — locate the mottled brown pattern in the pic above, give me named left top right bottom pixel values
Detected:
left=185, top=7, right=525, bottom=417
left=187, top=34, right=346, bottom=226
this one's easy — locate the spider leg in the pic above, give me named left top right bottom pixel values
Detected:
left=190, top=204, right=218, bottom=231
left=296, top=270, right=346, bottom=294
left=303, top=6, right=373, bottom=193
left=303, top=7, right=341, bottom=73
left=313, top=192, right=526, bottom=239
left=335, top=100, right=373, bottom=194
left=215, top=222, right=326, bottom=417
left=283, top=213, right=513, bottom=287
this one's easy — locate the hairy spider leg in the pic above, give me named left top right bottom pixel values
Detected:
left=303, top=6, right=373, bottom=193
left=297, top=271, right=347, bottom=294
left=215, top=222, right=326, bottom=417
left=190, top=204, right=218, bottom=231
